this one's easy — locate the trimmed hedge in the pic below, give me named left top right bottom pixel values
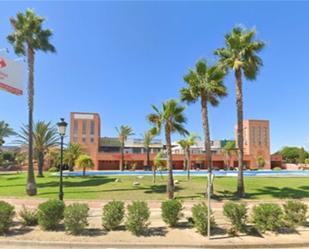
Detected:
left=64, top=203, right=89, bottom=235
left=283, top=200, right=308, bottom=228
left=0, top=201, right=15, bottom=235
left=252, top=203, right=283, bottom=233
left=191, top=203, right=215, bottom=236
left=19, top=205, right=38, bottom=226
left=37, top=199, right=65, bottom=230
left=102, top=200, right=125, bottom=231
left=223, top=201, right=247, bottom=234
left=161, top=199, right=183, bottom=227
left=125, top=201, right=150, bottom=236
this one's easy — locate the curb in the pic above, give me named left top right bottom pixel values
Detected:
left=1, top=240, right=309, bottom=248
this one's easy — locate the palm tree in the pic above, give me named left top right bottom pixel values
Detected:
left=64, top=143, right=82, bottom=171
left=17, top=121, right=58, bottom=177
left=147, top=99, right=188, bottom=199
left=177, top=133, right=199, bottom=180
left=153, top=151, right=166, bottom=182
left=142, top=131, right=155, bottom=177
left=76, top=154, right=94, bottom=177
left=180, top=59, right=227, bottom=194
left=221, top=140, right=236, bottom=170
left=8, top=9, right=56, bottom=195
left=214, top=26, right=265, bottom=197
left=0, top=121, right=15, bottom=147
left=115, top=125, right=134, bottom=171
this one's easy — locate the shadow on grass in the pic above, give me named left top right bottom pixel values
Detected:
left=213, top=186, right=309, bottom=200
left=36, top=176, right=116, bottom=188
left=144, top=185, right=183, bottom=194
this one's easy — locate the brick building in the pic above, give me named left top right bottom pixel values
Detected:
left=70, top=112, right=282, bottom=170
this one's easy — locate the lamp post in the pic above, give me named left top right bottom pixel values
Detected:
left=57, top=118, right=67, bottom=201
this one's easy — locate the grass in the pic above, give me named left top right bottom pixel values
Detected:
left=0, top=172, right=309, bottom=200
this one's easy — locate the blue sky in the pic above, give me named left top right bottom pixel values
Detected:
left=0, top=1, right=309, bottom=153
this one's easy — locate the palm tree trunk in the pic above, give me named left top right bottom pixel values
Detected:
left=37, top=151, right=44, bottom=177
left=120, top=141, right=124, bottom=171
left=165, top=124, right=174, bottom=199
left=146, top=146, right=150, bottom=168
left=26, top=44, right=37, bottom=196
left=83, top=166, right=86, bottom=176
left=187, top=147, right=190, bottom=181
left=235, top=68, right=245, bottom=198
left=201, top=95, right=213, bottom=195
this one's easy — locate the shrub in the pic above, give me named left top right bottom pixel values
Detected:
left=64, top=203, right=89, bottom=235
left=37, top=199, right=65, bottom=230
left=252, top=203, right=283, bottom=233
left=19, top=205, right=38, bottom=226
left=223, top=201, right=247, bottom=234
left=191, top=203, right=215, bottom=236
left=272, top=167, right=282, bottom=171
left=125, top=201, right=150, bottom=236
left=102, top=200, right=125, bottom=231
left=161, top=199, right=183, bottom=227
left=283, top=200, right=308, bottom=228
left=0, top=201, right=15, bottom=235
left=48, top=166, right=58, bottom=172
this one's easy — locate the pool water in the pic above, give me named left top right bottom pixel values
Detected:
left=62, top=170, right=309, bottom=177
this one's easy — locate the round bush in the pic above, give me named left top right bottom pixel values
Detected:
left=37, top=199, right=65, bottom=230
left=161, top=199, right=183, bottom=227
left=283, top=200, right=308, bottom=228
left=0, top=201, right=15, bottom=235
left=64, top=203, right=89, bottom=235
left=191, top=203, right=215, bottom=236
left=125, top=201, right=150, bottom=236
left=252, top=203, right=283, bottom=233
left=19, top=205, right=38, bottom=226
left=223, top=201, right=247, bottom=234
left=102, top=200, right=125, bottom=231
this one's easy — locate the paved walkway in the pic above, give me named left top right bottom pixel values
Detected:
left=1, top=197, right=309, bottom=248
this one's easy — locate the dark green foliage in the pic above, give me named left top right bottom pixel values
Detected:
left=283, top=200, right=308, bottom=228
left=223, top=201, right=247, bottom=234
left=37, top=199, right=65, bottom=230
left=48, top=166, right=58, bottom=172
left=0, top=201, right=15, bottom=235
left=191, top=203, right=215, bottom=236
left=19, top=205, right=38, bottom=226
left=64, top=203, right=89, bottom=235
left=252, top=203, right=283, bottom=233
left=102, top=200, right=125, bottom=231
left=125, top=201, right=150, bottom=236
left=276, top=146, right=309, bottom=164
left=161, top=199, right=183, bottom=227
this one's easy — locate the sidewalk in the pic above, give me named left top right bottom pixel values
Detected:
left=0, top=198, right=309, bottom=248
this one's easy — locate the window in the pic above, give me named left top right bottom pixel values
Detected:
left=258, top=126, right=262, bottom=146
left=264, top=127, right=268, bottom=146
left=90, top=137, right=94, bottom=143
left=82, top=120, right=87, bottom=135
left=82, top=137, right=86, bottom=143
left=74, top=120, right=78, bottom=136
left=244, top=128, right=248, bottom=145
left=252, top=127, right=256, bottom=145
left=90, top=120, right=95, bottom=135
left=73, top=137, right=78, bottom=143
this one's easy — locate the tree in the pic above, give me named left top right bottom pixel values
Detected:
left=115, top=125, right=134, bottom=171
left=221, top=140, right=236, bottom=169
left=177, top=133, right=199, bottom=180
left=153, top=151, right=166, bottom=182
left=0, top=121, right=16, bottom=147
left=214, top=26, right=265, bottom=197
left=147, top=99, right=188, bottom=199
left=64, top=143, right=83, bottom=171
left=142, top=131, right=155, bottom=182
left=8, top=9, right=56, bottom=195
left=276, top=146, right=308, bottom=164
left=256, top=155, right=265, bottom=169
left=76, top=154, right=94, bottom=177
left=17, top=121, right=58, bottom=177
left=180, top=59, right=227, bottom=193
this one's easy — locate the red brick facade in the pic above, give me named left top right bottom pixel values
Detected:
left=70, top=112, right=282, bottom=170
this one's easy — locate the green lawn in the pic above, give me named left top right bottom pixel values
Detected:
left=0, top=172, right=309, bottom=200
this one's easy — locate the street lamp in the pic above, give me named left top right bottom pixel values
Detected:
left=57, top=118, right=67, bottom=201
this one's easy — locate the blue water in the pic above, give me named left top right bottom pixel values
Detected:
left=62, top=170, right=309, bottom=177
